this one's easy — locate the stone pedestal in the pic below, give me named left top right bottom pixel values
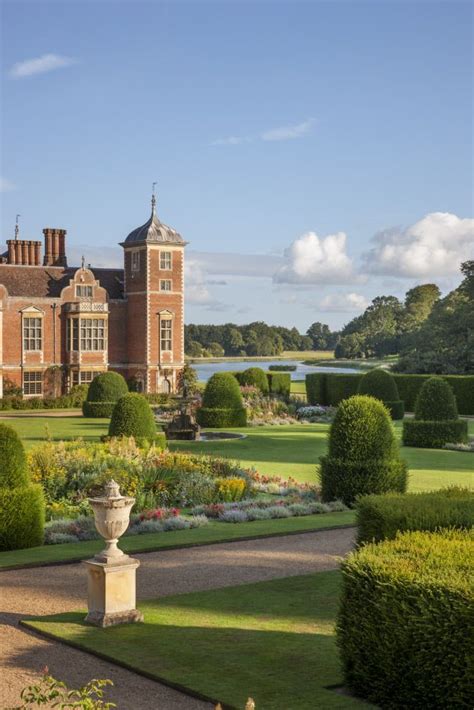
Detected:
left=84, top=556, right=144, bottom=627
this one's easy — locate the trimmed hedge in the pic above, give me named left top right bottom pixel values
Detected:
left=319, top=395, right=407, bottom=505
left=357, top=369, right=405, bottom=420
left=197, top=407, right=247, bottom=428
left=0, top=423, right=28, bottom=488
left=82, top=401, right=116, bottom=418
left=268, top=364, right=296, bottom=371
left=0, top=485, right=45, bottom=551
left=337, top=529, right=473, bottom=709
left=83, top=371, right=129, bottom=418
left=356, top=488, right=474, bottom=545
left=0, top=384, right=89, bottom=411
left=239, top=367, right=269, bottom=393
left=402, top=419, right=468, bottom=448
left=267, top=372, right=291, bottom=398
left=306, top=371, right=474, bottom=414
left=108, top=393, right=156, bottom=444
left=414, top=376, right=459, bottom=420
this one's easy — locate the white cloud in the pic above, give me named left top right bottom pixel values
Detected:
left=211, top=136, right=250, bottom=146
left=318, top=292, right=370, bottom=313
left=185, top=259, right=228, bottom=311
left=363, top=212, right=474, bottom=278
left=9, top=53, right=77, bottom=79
left=273, top=231, right=356, bottom=285
left=261, top=118, right=315, bottom=142
left=0, top=177, right=15, bottom=192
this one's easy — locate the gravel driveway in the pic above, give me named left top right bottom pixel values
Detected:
left=0, top=526, right=355, bottom=710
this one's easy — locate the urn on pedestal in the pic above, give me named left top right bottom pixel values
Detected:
left=84, top=479, right=143, bottom=627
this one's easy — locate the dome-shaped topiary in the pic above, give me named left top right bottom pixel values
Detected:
left=0, top=423, right=29, bottom=488
left=108, top=393, right=157, bottom=444
left=239, top=367, right=269, bottom=394
left=320, top=395, right=407, bottom=504
left=414, top=377, right=458, bottom=421
left=358, top=369, right=405, bottom=420
left=83, top=371, right=129, bottom=418
left=198, top=372, right=247, bottom=428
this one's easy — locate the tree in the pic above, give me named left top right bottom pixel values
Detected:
left=187, top=340, right=203, bottom=357
left=225, top=328, right=244, bottom=355
left=307, top=322, right=331, bottom=350
left=208, top=342, right=225, bottom=357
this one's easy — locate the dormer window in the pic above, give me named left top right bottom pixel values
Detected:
left=131, top=251, right=140, bottom=273
left=160, top=251, right=172, bottom=270
left=76, top=285, right=93, bottom=298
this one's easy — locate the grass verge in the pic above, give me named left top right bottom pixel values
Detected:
left=0, top=512, right=355, bottom=570
left=22, top=570, right=370, bottom=709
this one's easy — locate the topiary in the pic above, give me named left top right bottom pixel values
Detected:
left=238, top=367, right=269, bottom=394
left=0, top=423, right=44, bottom=550
left=319, top=395, right=407, bottom=505
left=358, top=369, right=405, bottom=420
left=0, top=423, right=28, bottom=488
left=197, top=372, right=247, bottom=428
left=82, top=371, right=128, bottom=418
left=108, top=393, right=157, bottom=444
left=414, top=376, right=459, bottom=421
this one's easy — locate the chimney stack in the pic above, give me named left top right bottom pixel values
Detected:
left=6, top=239, right=42, bottom=265
left=43, top=228, right=67, bottom=267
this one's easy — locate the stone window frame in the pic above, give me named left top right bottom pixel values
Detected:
left=160, top=279, right=172, bottom=291
left=160, top=251, right=172, bottom=270
left=23, top=315, right=43, bottom=352
left=131, top=250, right=141, bottom=273
left=23, top=370, right=43, bottom=396
left=80, top=318, right=107, bottom=352
left=76, top=284, right=93, bottom=298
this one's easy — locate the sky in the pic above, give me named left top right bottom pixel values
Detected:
left=1, top=0, right=473, bottom=332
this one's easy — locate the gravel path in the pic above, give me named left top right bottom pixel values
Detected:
left=0, top=526, right=355, bottom=709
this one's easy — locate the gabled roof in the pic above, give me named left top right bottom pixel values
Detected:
left=0, top=265, right=125, bottom=300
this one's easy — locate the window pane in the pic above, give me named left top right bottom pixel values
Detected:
left=23, top=317, right=42, bottom=351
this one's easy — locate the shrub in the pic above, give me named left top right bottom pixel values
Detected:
left=402, top=419, right=468, bottom=448
left=319, top=395, right=407, bottom=505
left=197, top=372, right=247, bottom=427
left=306, top=373, right=363, bottom=406
left=0, top=423, right=28, bottom=487
left=0, top=485, right=45, bottom=551
left=246, top=507, right=272, bottom=521
left=337, top=529, right=473, bottom=708
left=239, top=367, right=269, bottom=394
left=215, top=477, right=246, bottom=502
left=414, top=376, right=459, bottom=420
left=266, top=372, right=291, bottom=397
left=266, top=505, right=292, bottom=518
left=356, top=488, right=474, bottom=545
left=269, top=364, right=296, bottom=371
left=108, top=393, right=156, bottom=444
left=357, top=369, right=404, bottom=420
left=82, top=371, right=128, bottom=418
left=219, top=509, right=249, bottom=523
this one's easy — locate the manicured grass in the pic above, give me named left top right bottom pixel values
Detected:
left=23, top=570, right=369, bottom=709
left=290, top=379, right=307, bottom=395
left=0, top=414, right=108, bottom=448
left=0, top=512, right=355, bottom=570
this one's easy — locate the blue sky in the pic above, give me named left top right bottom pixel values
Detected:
left=1, top=0, right=473, bottom=331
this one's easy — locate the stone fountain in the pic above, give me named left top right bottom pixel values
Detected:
left=164, top=386, right=201, bottom=441
left=84, top=480, right=143, bottom=627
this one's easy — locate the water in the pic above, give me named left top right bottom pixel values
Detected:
left=192, top=359, right=359, bottom=382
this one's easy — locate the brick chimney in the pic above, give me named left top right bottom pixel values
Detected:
left=43, top=228, right=67, bottom=267
left=6, top=239, right=42, bottom=265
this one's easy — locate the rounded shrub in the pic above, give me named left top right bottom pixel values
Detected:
left=197, top=372, right=247, bottom=428
left=320, top=395, right=407, bottom=505
left=238, top=367, right=269, bottom=394
left=358, top=369, right=405, bottom=420
left=414, top=376, right=459, bottom=421
left=0, top=423, right=28, bottom=487
left=82, top=371, right=128, bottom=418
left=108, top=393, right=156, bottom=444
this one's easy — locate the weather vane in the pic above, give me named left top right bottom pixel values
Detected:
left=151, top=181, right=157, bottom=213
left=14, top=214, right=20, bottom=240
left=81, top=255, right=85, bottom=269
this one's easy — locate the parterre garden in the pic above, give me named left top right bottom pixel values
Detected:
left=2, top=366, right=473, bottom=709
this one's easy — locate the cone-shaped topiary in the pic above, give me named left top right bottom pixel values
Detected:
left=320, top=395, right=407, bottom=505
left=108, top=393, right=157, bottom=444
left=358, top=369, right=405, bottom=420
left=82, top=371, right=129, bottom=418
left=403, top=376, right=467, bottom=448
left=0, top=423, right=44, bottom=550
left=239, top=367, right=269, bottom=394
left=197, top=372, right=247, bottom=428
left=0, top=423, right=28, bottom=488
left=414, top=377, right=458, bottom=421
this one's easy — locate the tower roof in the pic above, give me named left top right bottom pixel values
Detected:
left=122, top=194, right=186, bottom=246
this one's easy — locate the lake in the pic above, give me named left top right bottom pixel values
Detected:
left=192, top=360, right=359, bottom=382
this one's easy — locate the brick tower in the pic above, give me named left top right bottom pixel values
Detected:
left=121, top=193, right=186, bottom=393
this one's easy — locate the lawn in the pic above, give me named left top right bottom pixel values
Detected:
left=3, top=416, right=473, bottom=491
left=0, top=512, right=355, bottom=570
left=23, top=570, right=370, bottom=709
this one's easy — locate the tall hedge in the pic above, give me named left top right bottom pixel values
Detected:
left=197, top=372, right=247, bottom=428
left=319, top=395, right=407, bottom=504
left=0, top=423, right=44, bottom=550
left=414, top=376, right=459, bottom=420
left=357, top=369, right=404, bottom=420
left=83, top=371, right=129, bottom=418
left=108, top=393, right=157, bottom=444
left=356, top=488, right=474, bottom=545
left=239, top=367, right=269, bottom=394
left=306, top=371, right=474, bottom=414
left=267, top=372, right=291, bottom=398
left=337, top=529, right=473, bottom=708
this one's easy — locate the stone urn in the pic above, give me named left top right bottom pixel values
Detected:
left=84, top=480, right=143, bottom=627
left=89, top=479, right=135, bottom=562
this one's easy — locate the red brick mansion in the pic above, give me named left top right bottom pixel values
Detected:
left=0, top=196, right=186, bottom=398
